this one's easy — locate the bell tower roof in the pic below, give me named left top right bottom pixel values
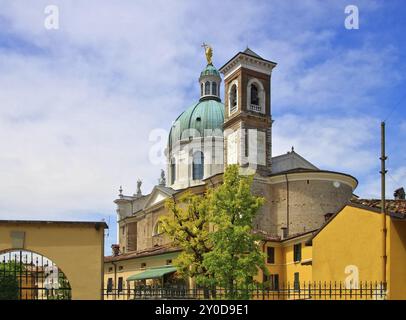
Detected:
left=219, top=48, right=277, bottom=78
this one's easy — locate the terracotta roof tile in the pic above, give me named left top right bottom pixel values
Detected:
left=351, top=199, right=406, bottom=215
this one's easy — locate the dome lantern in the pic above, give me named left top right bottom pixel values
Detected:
left=199, top=44, right=221, bottom=102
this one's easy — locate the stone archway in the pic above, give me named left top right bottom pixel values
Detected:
left=0, top=220, right=107, bottom=300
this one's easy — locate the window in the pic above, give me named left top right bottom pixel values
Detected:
left=170, top=158, right=176, bottom=185
left=229, top=84, right=237, bottom=113
left=118, top=266, right=123, bottom=271
left=294, top=243, right=302, bottom=262
left=166, top=259, right=172, bottom=265
left=205, top=81, right=210, bottom=95
left=266, top=246, right=275, bottom=264
left=141, top=262, right=147, bottom=269
left=153, top=221, right=165, bottom=236
left=211, top=82, right=217, bottom=95
left=263, top=274, right=279, bottom=290
left=192, top=151, right=204, bottom=180
left=271, top=274, right=279, bottom=290
left=201, top=83, right=204, bottom=96
left=244, top=128, right=249, bottom=158
left=250, top=83, right=259, bottom=105
left=108, top=267, right=113, bottom=273
left=294, top=272, right=300, bottom=290
left=247, top=79, right=265, bottom=114
left=118, top=277, right=123, bottom=292
left=107, top=278, right=113, bottom=293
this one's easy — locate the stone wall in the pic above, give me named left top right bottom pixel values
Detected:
left=270, top=179, right=353, bottom=236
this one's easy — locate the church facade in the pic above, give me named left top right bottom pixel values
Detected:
left=104, top=47, right=360, bottom=293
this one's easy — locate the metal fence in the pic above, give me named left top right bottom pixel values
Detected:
left=0, top=250, right=72, bottom=300
left=103, top=282, right=387, bottom=300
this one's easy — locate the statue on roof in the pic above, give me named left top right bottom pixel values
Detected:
left=201, top=43, right=213, bottom=65
left=136, top=179, right=142, bottom=196
left=159, top=169, right=166, bottom=186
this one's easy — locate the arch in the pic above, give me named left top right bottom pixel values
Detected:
left=192, top=151, right=204, bottom=180
left=228, top=79, right=238, bottom=115
left=0, top=249, right=72, bottom=300
left=247, top=78, right=265, bottom=114
left=211, top=81, right=217, bottom=96
left=204, top=81, right=210, bottom=95
left=153, top=221, right=165, bottom=236
left=200, top=83, right=204, bottom=96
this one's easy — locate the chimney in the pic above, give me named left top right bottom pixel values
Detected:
left=324, top=212, right=334, bottom=222
left=111, top=244, right=120, bottom=257
left=394, top=187, right=405, bottom=200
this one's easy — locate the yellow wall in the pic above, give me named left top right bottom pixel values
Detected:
left=312, top=207, right=383, bottom=283
left=283, top=241, right=312, bottom=284
left=389, top=219, right=406, bottom=299
left=0, top=221, right=105, bottom=300
left=256, top=238, right=313, bottom=286
left=312, top=205, right=406, bottom=299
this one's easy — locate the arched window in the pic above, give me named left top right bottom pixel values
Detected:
left=212, top=82, right=217, bottom=96
left=153, top=221, right=165, bottom=236
left=205, top=81, right=210, bottom=95
left=251, top=84, right=259, bottom=105
left=230, top=84, right=237, bottom=112
left=192, top=151, right=204, bottom=180
left=247, top=79, right=265, bottom=114
left=170, top=157, right=176, bottom=185
left=201, top=83, right=204, bottom=96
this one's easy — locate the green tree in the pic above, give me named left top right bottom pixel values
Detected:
left=0, top=261, right=23, bottom=300
left=202, top=165, right=266, bottom=299
left=160, top=192, right=212, bottom=285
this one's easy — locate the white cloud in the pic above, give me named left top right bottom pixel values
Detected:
left=0, top=0, right=402, bottom=245
left=272, top=114, right=380, bottom=176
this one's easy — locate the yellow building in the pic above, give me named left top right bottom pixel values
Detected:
left=311, top=201, right=406, bottom=300
left=0, top=220, right=107, bottom=300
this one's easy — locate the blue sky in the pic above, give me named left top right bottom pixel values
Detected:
left=0, top=0, right=405, bottom=254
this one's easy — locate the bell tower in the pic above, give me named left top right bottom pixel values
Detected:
left=219, top=48, right=277, bottom=176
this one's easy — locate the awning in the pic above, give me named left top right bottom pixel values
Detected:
left=127, top=266, right=177, bottom=281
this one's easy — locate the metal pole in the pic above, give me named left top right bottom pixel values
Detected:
left=380, top=121, right=387, bottom=288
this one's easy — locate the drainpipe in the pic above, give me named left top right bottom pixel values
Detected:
left=111, top=261, right=117, bottom=300
left=285, top=174, right=290, bottom=237
left=262, top=240, right=269, bottom=281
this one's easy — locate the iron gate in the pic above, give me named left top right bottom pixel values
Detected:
left=0, top=250, right=71, bottom=300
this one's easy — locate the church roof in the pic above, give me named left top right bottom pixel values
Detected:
left=271, top=150, right=319, bottom=174
left=168, top=99, right=224, bottom=150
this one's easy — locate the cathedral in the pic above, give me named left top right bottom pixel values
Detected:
left=104, top=46, right=359, bottom=291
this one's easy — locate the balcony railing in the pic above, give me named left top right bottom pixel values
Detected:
left=249, top=104, right=263, bottom=113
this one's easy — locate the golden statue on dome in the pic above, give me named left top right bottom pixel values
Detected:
left=201, top=43, right=213, bottom=65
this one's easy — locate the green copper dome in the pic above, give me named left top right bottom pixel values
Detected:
left=168, top=99, right=224, bottom=150
left=200, top=64, right=221, bottom=78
